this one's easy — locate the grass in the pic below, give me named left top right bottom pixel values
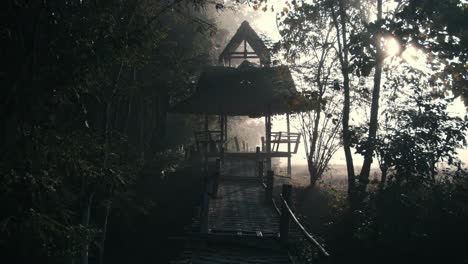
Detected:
left=285, top=164, right=468, bottom=264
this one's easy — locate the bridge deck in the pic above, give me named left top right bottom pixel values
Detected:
left=172, top=171, right=296, bottom=263
left=209, top=180, right=279, bottom=236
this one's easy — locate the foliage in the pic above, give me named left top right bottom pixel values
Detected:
left=1, top=0, right=218, bottom=262
left=392, top=0, right=468, bottom=106
left=372, top=92, right=467, bottom=185
left=275, top=0, right=344, bottom=187
left=343, top=170, right=468, bottom=264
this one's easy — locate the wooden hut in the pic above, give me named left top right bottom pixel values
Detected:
left=171, top=21, right=309, bottom=176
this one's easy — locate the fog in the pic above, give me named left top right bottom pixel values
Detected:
left=210, top=3, right=468, bottom=169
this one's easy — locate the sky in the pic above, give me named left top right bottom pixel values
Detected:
left=211, top=1, right=468, bottom=167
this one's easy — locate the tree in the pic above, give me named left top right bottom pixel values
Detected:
left=353, top=0, right=468, bottom=196
left=370, top=66, right=468, bottom=186
left=276, top=2, right=343, bottom=187
left=329, top=0, right=357, bottom=198
left=0, top=0, right=218, bottom=262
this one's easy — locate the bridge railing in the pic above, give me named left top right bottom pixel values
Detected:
left=200, top=158, right=221, bottom=233
left=260, top=169, right=330, bottom=259
left=278, top=184, right=330, bottom=258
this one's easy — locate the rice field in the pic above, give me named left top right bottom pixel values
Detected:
left=288, top=164, right=381, bottom=190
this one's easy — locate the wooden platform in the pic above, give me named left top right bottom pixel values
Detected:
left=208, top=181, right=279, bottom=235
left=173, top=243, right=291, bottom=264
left=206, top=151, right=291, bottom=159
left=166, top=151, right=332, bottom=264
left=172, top=177, right=294, bottom=263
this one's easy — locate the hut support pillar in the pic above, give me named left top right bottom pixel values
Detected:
left=219, top=114, right=225, bottom=163
left=287, top=112, right=291, bottom=177
left=224, top=115, right=228, bottom=149
left=204, top=115, right=209, bottom=168
left=265, top=107, right=272, bottom=171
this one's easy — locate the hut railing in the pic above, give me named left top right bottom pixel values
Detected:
left=270, top=132, right=301, bottom=154
left=194, top=130, right=223, bottom=153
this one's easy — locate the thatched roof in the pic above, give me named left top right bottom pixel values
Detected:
left=218, top=21, right=271, bottom=65
left=170, top=63, right=310, bottom=116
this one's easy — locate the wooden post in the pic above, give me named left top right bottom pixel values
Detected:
left=265, top=106, right=272, bottom=171
left=280, top=184, right=292, bottom=244
left=204, top=115, right=209, bottom=147
left=220, top=114, right=224, bottom=152
left=212, top=158, right=221, bottom=197
left=224, top=114, right=228, bottom=151
left=258, top=161, right=264, bottom=182
left=234, top=136, right=240, bottom=152
left=220, top=114, right=225, bottom=163
left=256, top=147, right=263, bottom=181
left=261, top=136, right=265, bottom=151
left=276, top=132, right=282, bottom=152
left=204, top=115, right=209, bottom=173
left=266, top=170, right=274, bottom=204
left=244, top=39, right=247, bottom=59
left=287, top=113, right=291, bottom=177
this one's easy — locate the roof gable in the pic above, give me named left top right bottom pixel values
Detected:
left=218, top=21, right=271, bottom=66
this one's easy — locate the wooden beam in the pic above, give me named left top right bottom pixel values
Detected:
left=220, top=114, right=224, bottom=146
left=206, top=151, right=291, bottom=159
left=294, top=133, right=301, bottom=154
left=287, top=113, right=291, bottom=177
left=230, top=51, right=257, bottom=55
left=244, top=39, right=247, bottom=59
left=276, top=132, right=282, bottom=152
left=265, top=170, right=274, bottom=204
left=265, top=106, right=272, bottom=171
left=280, top=184, right=292, bottom=244
left=220, top=113, right=224, bottom=163
left=204, top=115, right=209, bottom=162
left=224, top=114, right=228, bottom=147
left=229, top=55, right=261, bottom=59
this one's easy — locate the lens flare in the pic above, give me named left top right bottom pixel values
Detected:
left=384, top=37, right=400, bottom=57
left=402, top=45, right=428, bottom=71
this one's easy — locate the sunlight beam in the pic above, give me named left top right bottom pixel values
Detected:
left=384, top=37, right=400, bottom=57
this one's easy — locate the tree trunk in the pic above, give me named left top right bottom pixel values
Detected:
left=308, top=161, right=320, bottom=188
left=98, top=101, right=113, bottom=264
left=99, top=201, right=111, bottom=264
left=124, top=96, right=133, bottom=138
left=335, top=0, right=356, bottom=198
left=308, top=102, right=321, bottom=187
left=379, top=165, right=387, bottom=190
left=104, top=102, right=112, bottom=168
left=139, top=97, right=145, bottom=161
left=81, top=193, right=94, bottom=264
left=359, top=0, right=383, bottom=196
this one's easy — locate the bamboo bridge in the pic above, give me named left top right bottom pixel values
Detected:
left=170, top=155, right=329, bottom=263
